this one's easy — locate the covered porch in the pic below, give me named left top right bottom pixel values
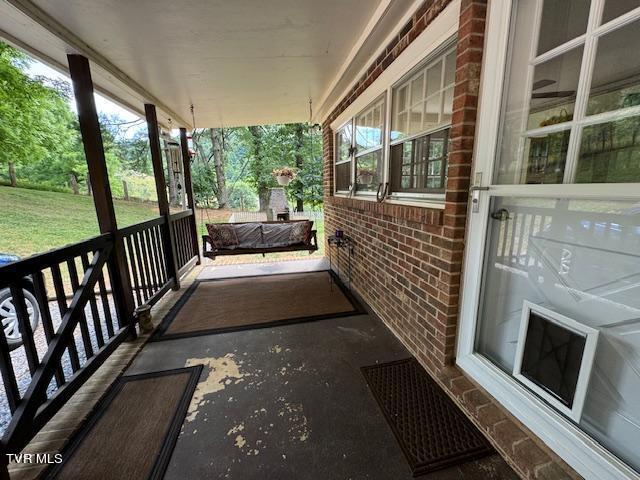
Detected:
left=22, top=261, right=515, bottom=480
left=3, top=0, right=635, bottom=479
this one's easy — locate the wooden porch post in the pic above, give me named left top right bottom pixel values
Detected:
left=179, top=127, right=201, bottom=264
left=67, top=54, right=136, bottom=332
left=145, top=104, right=180, bottom=290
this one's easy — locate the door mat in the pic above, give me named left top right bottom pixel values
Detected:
left=44, top=366, right=202, bottom=480
left=153, top=270, right=364, bottom=341
left=361, top=358, right=494, bottom=476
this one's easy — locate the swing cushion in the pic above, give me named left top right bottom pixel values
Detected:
left=206, top=223, right=239, bottom=249
left=289, top=220, right=313, bottom=245
left=234, top=223, right=263, bottom=248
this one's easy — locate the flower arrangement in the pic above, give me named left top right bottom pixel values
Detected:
left=273, top=167, right=297, bottom=186
left=357, top=167, right=376, bottom=184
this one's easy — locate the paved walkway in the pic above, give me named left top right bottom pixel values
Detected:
left=198, top=257, right=329, bottom=280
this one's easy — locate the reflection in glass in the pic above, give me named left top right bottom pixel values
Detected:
left=391, top=48, right=456, bottom=141
left=336, top=125, right=352, bottom=163
left=528, top=46, right=583, bottom=130
left=587, top=19, right=640, bottom=116
left=475, top=197, right=640, bottom=471
left=523, top=130, right=570, bottom=184
left=355, top=150, right=382, bottom=192
left=602, top=0, right=640, bottom=24
left=390, top=128, right=449, bottom=193
left=576, top=116, right=640, bottom=183
left=537, top=0, right=590, bottom=55
left=355, top=99, right=384, bottom=151
left=335, top=162, right=351, bottom=192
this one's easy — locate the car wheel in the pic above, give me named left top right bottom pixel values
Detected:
left=0, top=286, right=41, bottom=351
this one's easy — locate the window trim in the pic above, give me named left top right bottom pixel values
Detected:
left=329, top=33, right=459, bottom=207
left=333, top=95, right=387, bottom=197
left=354, top=95, right=386, bottom=195
left=385, top=43, right=456, bottom=198
left=334, top=119, right=355, bottom=195
left=390, top=44, right=456, bottom=145
left=505, top=0, right=640, bottom=185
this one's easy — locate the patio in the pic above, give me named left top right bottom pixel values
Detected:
left=2, top=0, right=639, bottom=478
left=10, top=261, right=518, bottom=479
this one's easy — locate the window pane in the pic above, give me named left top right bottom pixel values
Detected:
left=335, top=162, right=352, bottom=191
left=444, top=52, right=456, bottom=86
left=411, top=74, right=424, bottom=105
left=426, top=61, right=442, bottom=97
left=521, top=130, right=570, bottom=184
left=424, top=94, right=441, bottom=128
left=336, top=125, right=352, bottom=163
left=576, top=116, right=640, bottom=183
left=392, top=49, right=454, bottom=142
left=390, top=128, right=449, bottom=193
left=356, top=150, right=382, bottom=192
left=392, top=87, right=409, bottom=141
left=528, top=46, right=583, bottom=130
left=355, top=98, right=385, bottom=151
left=442, top=87, right=454, bottom=124
left=537, top=0, right=591, bottom=55
left=602, top=0, right=640, bottom=24
left=587, top=19, right=640, bottom=116
left=475, top=196, right=640, bottom=472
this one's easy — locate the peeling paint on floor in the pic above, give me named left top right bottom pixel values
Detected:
left=185, top=354, right=247, bottom=422
left=234, top=435, right=246, bottom=449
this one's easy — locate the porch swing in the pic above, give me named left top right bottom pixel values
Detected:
left=193, top=103, right=320, bottom=259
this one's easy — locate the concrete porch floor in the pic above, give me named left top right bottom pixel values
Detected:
left=122, top=262, right=518, bottom=479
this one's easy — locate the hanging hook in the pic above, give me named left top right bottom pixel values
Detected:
left=376, top=182, right=389, bottom=203
left=490, top=208, right=511, bottom=221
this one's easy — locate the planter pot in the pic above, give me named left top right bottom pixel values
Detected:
left=358, top=173, right=374, bottom=185
left=276, top=175, right=292, bottom=186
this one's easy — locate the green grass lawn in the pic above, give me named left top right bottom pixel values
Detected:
left=0, top=186, right=325, bottom=260
left=0, top=186, right=163, bottom=258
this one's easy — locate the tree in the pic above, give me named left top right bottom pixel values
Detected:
left=0, top=43, right=68, bottom=186
left=210, top=128, right=228, bottom=208
left=246, top=126, right=275, bottom=213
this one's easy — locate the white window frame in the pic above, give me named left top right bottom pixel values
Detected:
left=505, top=0, right=640, bottom=186
left=331, top=41, right=457, bottom=204
left=333, top=95, right=387, bottom=197
left=386, top=42, right=456, bottom=202
left=328, top=0, right=461, bottom=209
left=354, top=95, right=386, bottom=196
left=334, top=120, right=355, bottom=195
left=456, top=1, right=640, bottom=479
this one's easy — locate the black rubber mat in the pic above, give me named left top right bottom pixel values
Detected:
left=362, top=358, right=494, bottom=476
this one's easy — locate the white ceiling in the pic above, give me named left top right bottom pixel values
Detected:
left=0, top=0, right=416, bottom=128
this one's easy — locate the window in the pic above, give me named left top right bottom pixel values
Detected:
left=334, top=96, right=386, bottom=195
left=354, top=97, right=385, bottom=192
left=496, top=0, right=640, bottom=185
left=334, top=123, right=353, bottom=193
left=390, top=129, right=449, bottom=193
left=388, top=47, right=456, bottom=196
left=331, top=40, right=456, bottom=203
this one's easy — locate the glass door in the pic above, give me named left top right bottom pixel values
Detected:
left=458, top=1, right=640, bottom=478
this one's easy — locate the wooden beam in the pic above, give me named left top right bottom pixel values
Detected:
left=146, top=104, right=180, bottom=288
left=146, top=104, right=170, bottom=215
left=67, top=54, right=136, bottom=329
left=180, top=128, right=201, bottom=264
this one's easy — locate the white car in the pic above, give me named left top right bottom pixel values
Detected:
left=0, top=254, right=41, bottom=351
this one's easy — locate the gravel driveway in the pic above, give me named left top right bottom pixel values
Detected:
left=0, top=297, right=119, bottom=434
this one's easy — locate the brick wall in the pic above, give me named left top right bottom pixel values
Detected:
left=323, top=0, right=487, bottom=370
